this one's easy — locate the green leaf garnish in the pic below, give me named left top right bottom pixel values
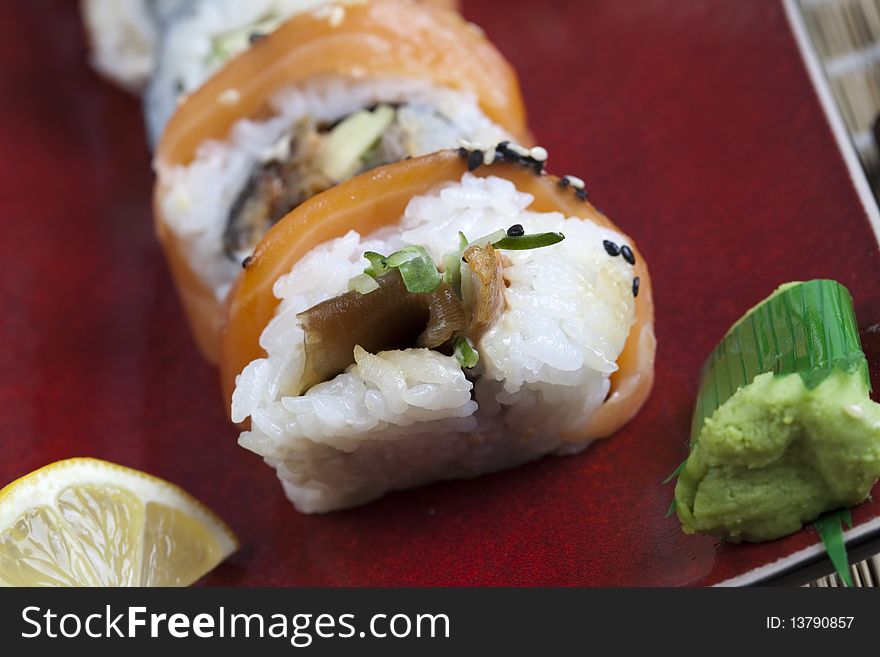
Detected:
left=472, top=229, right=507, bottom=248
left=814, top=509, right=854, bottom=587
left=383, top=246, right=426, bottom=268
left=439, top=233, right=470, bottom=295
left=348, top=273, right=380, bottom=295
left=442, top=252, right=463, bottom=291
left=692, top=281, right=866, bottom=445
left=363, top=228, right=565, bottom=299
left=388, top=246, right=443, bottom=293
left=363, top=246, right=442, bottom=294
left=363, top=251, right=388, bottom=278
left=454, top=337, right=479, bottom=368
left=663, top=458, right=688, bottom=485
left=662, top=459, right=686, bottom=518
left=493, top=231, right=565, bottom=250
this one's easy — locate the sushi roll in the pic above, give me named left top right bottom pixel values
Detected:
left=80, top=0, right=186, bottom=92
left=145, top=0, right=335, bottom=145
left=145, top=0, right=461, bottom=145
left=153, top=0, right=530, bottom=363
left=221, top=146, right=656, bottom=513
left=81, top=0, right=458, bottom=96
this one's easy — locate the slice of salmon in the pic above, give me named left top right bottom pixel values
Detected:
left=220, top=149, right=655, bottom=442
left=154, top=0, right=532, bottom=364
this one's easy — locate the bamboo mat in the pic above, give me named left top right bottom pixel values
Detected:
left=796, top=0, right=880, bottom=192
left=806, top=555, right=880, bottom=586
left=790, top=0, right=880, bottom=586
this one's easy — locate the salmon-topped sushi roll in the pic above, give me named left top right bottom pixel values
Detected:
left=221, top=146, right=655, bottom=513
left=153, top=0, right=529, bottom=363
left=144, top=0, right=463, bottom=143
left=80, top=0, right=459, bottom=95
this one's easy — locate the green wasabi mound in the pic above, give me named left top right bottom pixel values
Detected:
left=674, top=280, right=880, bottom=543
left=675, top=370, right=880, bottom=542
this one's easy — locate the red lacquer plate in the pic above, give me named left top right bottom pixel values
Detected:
left=2, top=0, right=879, bottom=586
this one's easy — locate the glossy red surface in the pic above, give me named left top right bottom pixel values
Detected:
left=2, top=0, right=879, bottom=586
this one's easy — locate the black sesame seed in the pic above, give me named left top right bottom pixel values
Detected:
left=467, top=149, right=483, bottom=171
left=249, top=32, right=267, bottom=44
left=620, top=245, right=635, bottom=265
left=241, top=255, right=253, bottom=269
left=559, top=177, right=570, bottom=188
left=497, top=142, right=520, bottom=163
left=575, top=188, right=588, bottom=201
left=457, top=146, right=469, bottom=158
left=506, top=224, right=525, bottom=237
left=603, top=240, right=620, bottom=257
left=632, top=276, right=640, bottom=298
left=531, top=159, right=544, bottom=175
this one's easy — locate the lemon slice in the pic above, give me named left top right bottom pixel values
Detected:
left=0, top=458, right=238, bottom=586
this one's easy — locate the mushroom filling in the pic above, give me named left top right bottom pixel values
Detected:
left=223, top=102, right=462, bottom=261
left=292, top=229, right=566, bottom=395
left=296, top=270, right=469, bottom=394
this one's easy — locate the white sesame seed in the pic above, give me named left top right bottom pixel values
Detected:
left=328, top=5, right=345, bottom=27
left=529, top=146, right=548, bottom=162
left=563, top=175, right=585, bottom=189
left=217, top=88, right=240, bottom=106
left=459, top=139, right=495, bottom=154
left=508, top=143, right=530, bottom=157
left=483, top=149, right=496, bottom=165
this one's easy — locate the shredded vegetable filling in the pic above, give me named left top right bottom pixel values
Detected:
left=294, top=230, right=564, bottom=394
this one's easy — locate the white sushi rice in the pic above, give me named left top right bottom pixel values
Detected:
left=232, top=173, right=637, bottom=513
left=81, top=0, right=176, bottom=92
left=155, top=76, right=511, bottom=301
left=145, top=0, right=333, bottom=141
